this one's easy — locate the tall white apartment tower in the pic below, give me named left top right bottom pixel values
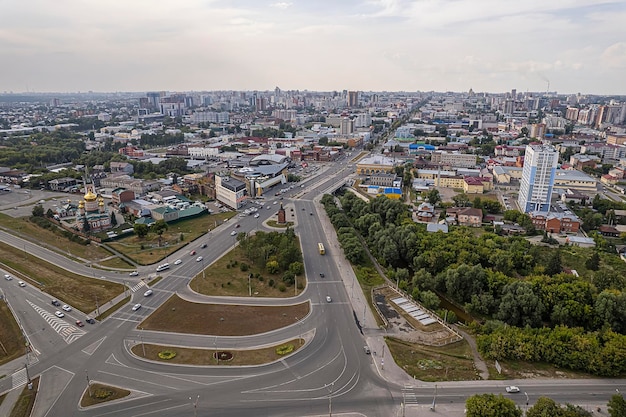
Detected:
left=517, top=144, right=558, bottom=213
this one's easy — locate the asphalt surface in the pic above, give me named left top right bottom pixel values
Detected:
left=0, top=158, right=625, bottom=416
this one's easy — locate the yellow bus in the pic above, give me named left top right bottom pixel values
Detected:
left=318, top=242, right=325, bottom=255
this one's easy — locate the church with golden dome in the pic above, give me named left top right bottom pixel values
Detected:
left=75, top=182, right=112, bottom=233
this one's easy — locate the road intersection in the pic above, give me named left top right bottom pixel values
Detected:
left=0, top=159, right=624, bottom=416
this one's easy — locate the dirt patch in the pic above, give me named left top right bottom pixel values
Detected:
left=140, top=294, right=310, bottom=336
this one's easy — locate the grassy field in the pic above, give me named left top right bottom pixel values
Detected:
left=386, top=337, right=478, bottom=381
left=131, top=338, right=302, bottom=366
left=79, top=383, right=131, bottom=407
left=0, top=302, right=26, bottom=366
left=98, top=257, right=133, bottom=270
left=0, top=213, right=111, bottom=261
left=140, top=294, right=309, bottom=336
left=106, top=212, right=235, bottom=265
left=8, top=377, right=39, bottom=417
left=190, top=245, right=304, bottom=298
left=0, top=242, right=124, bottom=313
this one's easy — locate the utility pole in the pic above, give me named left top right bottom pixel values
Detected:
left=95, top=295, right=100, bottom=317
left=140, top=327, right=146, bottom=357
left=325, top=383, right=334, bottom=417
left=430, top=384, right=437, bottom=411
left=189, top=395, right=199, bottom=417
left=85, top=370, right=93, bottom=397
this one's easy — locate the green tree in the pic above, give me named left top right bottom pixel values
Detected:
left=426, top=189, right=441, bottom=206
left=585, top=251, right=600, bottom=271
left=608, top=393, right=626, bottom=417
left=32, top=204, right=44, bottom=217
left=419, top=290, right=440, bottom=310
left=133, top=223, right=149, bottom=239
left=288, top=261, right=304, bottom=276
left=465, top=393, right=522, bottom=417
left=110, top=212, right=117, bottom=227
left=545, top=250, right=563, bottom=276
left=266, top=260, right=280, bottom=274
left=452, top=193, right=470, bottom=207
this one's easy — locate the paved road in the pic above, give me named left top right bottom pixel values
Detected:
left=1, top=158, right=625, bottom=416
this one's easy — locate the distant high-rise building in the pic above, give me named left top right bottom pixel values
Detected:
left=347, top=91, right=359, bottom=107
left=518, top=144, right=558, bottom=213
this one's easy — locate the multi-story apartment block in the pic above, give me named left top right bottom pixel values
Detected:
left=518, top=144, right=558, bottom=213
left=430, top=151, right=477, bottom=168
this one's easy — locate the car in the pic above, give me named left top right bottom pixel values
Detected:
left=143, top=289, right=153, bottom=297
left=54, top=311, right=65, bottom=318
left=326, top=296, right=332, bottom=303
left=236, top=224, right=241, bottom=228
left=85, top=318, right=96, bottom=324
left=273, top=201, right=278, bottom=205
left=320, top=273, right=325, bottom=278
left=505, top=386, right=520, bottom=393
left=310, top=212, right=313, bottom=216
left=266, top=206, right=271, bottom=210
left=18, top=281, right=26, bottom=287
left=4, top=274, right=12, bottom=280
left=174, top=259, right=182, bottom=265
left=51, top=300, right=61, bottom=306
left=196, top=256, right=203, bottom=262
left=131, top=303, right=142, bottom=311
left=62, top=304, right=72, bottom=312
left=201, top=243, right=207, bottom=248
left=231, top=230, right=237, bottom=236
left=302, top=208, right=305, bottom=211
left=190, top=250, right=196, bottom=256
left=364, top=345, right=371, bottom=354
left=254, top=213, right=260, bottom=218
left=129, top=271, right=139, bottom=276
left=75, top=320, right=84, bottom=327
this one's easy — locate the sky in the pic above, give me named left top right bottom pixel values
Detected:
left=1, top=0, right=626, bottom=95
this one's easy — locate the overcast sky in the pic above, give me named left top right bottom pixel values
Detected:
left=1, top=0, right=625, bottom=95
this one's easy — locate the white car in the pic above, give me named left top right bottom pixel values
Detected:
left=54, top=311, right=65, bottom=318
left=505, top=386, right=520, bottom=393
left=18, top=281, right=26, bottom=287
left=254, top=213, right=260, bottom=218
left=62, top=304, right=72, bottom=312
left=196, top=256, right=203, bottom=262
left=132, top=303, right=142, bottom=311
left=143, top=289, right=153, bottom=297
left=129, top=271, right=139, bottom=276
left=230, top=230, right=237, bottom=236
left=4, top=274, right=11, bottom=281
left=326, top=296, right=332, bottom=303
left=174, top=259, right=182, bottom=265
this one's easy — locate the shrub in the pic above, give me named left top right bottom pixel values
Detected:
left=158, top=350, right=177, bottom=360
left=240, top=263, right=249, bottom=272
left=268, top=279, right=274, bottom=287
left=275, top=344, right=294, bottom=355
left=94, top=389, right=113, bottom=399
left=278, top=283, right=286, bottom=292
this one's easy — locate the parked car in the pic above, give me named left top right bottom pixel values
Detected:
left=75, top=320, right=84, bottom=327
left=54, top=311, right=65, bottom=318
left=132, top=304, right=142, bottom=311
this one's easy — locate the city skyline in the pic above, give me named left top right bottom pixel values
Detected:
left=1, top=1, right=626, bottom=95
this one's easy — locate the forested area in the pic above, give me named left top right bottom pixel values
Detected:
left=322, top=191, right=626, bottom=376
left=0, top=130, right=85, bottom=171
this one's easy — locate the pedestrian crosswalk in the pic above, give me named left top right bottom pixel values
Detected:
left=402, top=385, right=419, bottom=406
left=130, top=280, right=147, bottom=292
left=27, top=300, right=85, bottom=344
left=12, top=368, right=28, bottom=388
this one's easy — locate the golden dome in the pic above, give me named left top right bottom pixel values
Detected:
left=84, top=189, right=97, bottom=201
left=99, top=200, right=104, bottom=206
left=78, top=201, right=85, bottom=208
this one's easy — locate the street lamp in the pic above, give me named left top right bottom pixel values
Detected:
left=189, top=395, right=199, bottom=417
left=85, top=370, right=93, bottom=397
left=139, top=327, right=146, bottom=357
left=325, top=382, right=334, bottom=417
left=430, top=384, right=437, bottom=411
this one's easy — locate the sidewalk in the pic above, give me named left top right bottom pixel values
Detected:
left=0, top=384, right=24, bottom=417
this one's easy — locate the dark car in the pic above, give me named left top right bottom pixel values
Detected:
left=201, top=243, right=207, bottom=248
left=85, top=318, right=96, bottom=324
left=51, top=300, right=61, bottom=307
left=320, top=273, right=325, bottom=278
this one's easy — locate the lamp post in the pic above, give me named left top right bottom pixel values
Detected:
left=189, top=395, right=199, bottom=417
left=139, top=327, right=146, bottom=357
left=325, top=382, right=334, bottom=417
left=248, top=273, right=252, bottom=297
left=85, top=370, right=93, bottom=397
left=430, top=384, right=437, bottom=411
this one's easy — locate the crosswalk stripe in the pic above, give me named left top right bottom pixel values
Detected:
left=26, top=300, right=86, bottom=344
left=402, top=385, right=419, bottom=405
left=130, top=281, right=147, bottom=292
left=12, top=368, right=28, bottom=389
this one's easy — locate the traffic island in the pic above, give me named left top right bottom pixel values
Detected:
left=8, top=377, right=39, bottom=417
left=130, top=338, right=303, bottom=366
left=80, top=383, right=131, bottom=408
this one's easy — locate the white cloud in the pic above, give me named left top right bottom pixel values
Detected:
left=270, top=2, right=293, bottom=9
